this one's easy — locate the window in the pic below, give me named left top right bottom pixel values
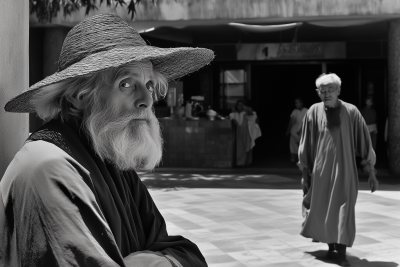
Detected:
left=219, top=69, right=247, bottom=110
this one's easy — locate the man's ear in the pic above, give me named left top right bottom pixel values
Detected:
left=69, top=96, right=84, bottom=110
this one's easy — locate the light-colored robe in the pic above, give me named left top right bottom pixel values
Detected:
left=298, top=100, right=375, bottom=247
left=247, top=112, right=262, bottom=149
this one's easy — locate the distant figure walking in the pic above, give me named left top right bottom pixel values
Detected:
left=230, top=99, right=261, bottom=167
left=299, top=73, right=378, bottom=267
left=286, top=98, right=308, bottom=163
left=361, top=96, right=378, bottom=151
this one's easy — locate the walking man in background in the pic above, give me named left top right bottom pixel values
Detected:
left=298, top=73, right=379, bottom=266
left=0, top=13, right=213, bottom=267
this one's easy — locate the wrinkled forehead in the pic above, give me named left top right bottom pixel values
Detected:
left=124, top=61, right=154, bottom=76
left=320, top=82, right=336, bottom=89
left=109, top=61, right=155, bottom=82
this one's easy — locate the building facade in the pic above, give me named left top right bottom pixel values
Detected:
left=28, top=0, right=400, bottom=173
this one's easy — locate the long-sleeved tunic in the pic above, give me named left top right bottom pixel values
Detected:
left=0, top=118, right=207, bottom=266
left=298, top=100, right=376, bottom=247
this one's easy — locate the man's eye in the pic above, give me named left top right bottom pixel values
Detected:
left=120, top=82, right=131, bottom=88
left=146, top=82, right=155, bottom=93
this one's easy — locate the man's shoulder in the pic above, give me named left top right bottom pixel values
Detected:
left=1, top=141, right=81, bottom=190
left=340, top=100, right=358, bottom=110
left=20, top=140, right=72, bottom=166
left=307, top=102, right=323, bottom=114
left=340, top=100, right=361, bottom=116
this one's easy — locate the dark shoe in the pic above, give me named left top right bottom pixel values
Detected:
left=326, top=250, right=335, bottom=260
left=326, top=243, right=336, bottom=260
left=338, top=254, right=350, bottom=266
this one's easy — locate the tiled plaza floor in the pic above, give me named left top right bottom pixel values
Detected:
left=140, top=169, right=400, bottom=267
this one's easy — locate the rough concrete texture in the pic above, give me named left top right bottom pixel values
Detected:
left=0, top=0, right=29, bottom=177
left=388, top=19, right=400, bottom=175
left=30, top=0, right=400, bottom=27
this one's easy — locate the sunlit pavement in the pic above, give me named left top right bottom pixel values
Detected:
left=140, top=169, right=400, bottom=267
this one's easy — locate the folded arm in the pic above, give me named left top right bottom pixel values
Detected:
left=127, top=171, right=207, bottom=267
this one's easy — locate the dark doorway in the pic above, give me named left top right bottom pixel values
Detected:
left=251, top=63, right=322, bottom=168
left=250, top=60, right=388, bottom=169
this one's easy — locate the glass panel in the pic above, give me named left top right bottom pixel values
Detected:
left=225, top=84, right=244, bottom=97
left=224, top=70, right=245, bottom=84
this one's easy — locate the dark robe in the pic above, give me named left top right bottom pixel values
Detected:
left=0, top=118, right=207, bottom=267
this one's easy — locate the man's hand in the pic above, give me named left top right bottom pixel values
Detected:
left=301, top=167, right=310, bottom=195
left=124, top=251, right=175, bottom=267
left=301, top=177, right=309, bottom=194
left=368, top=172, right=379, bottom=193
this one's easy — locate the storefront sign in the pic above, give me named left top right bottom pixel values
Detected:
left=278, top=43, right=322, bottom=58
left=237, top=42, right=346, bottom=60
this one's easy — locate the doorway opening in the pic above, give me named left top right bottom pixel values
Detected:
left=250, top=60, right=388, bottom=169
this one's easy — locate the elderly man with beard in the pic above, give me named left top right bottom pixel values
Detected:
left=299, top=73, right=379, bottom=266
left=0, top=14, right=213, bottom=267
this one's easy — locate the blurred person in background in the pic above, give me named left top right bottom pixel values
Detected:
left=230, top=99, right=260, bottom=167
left=247, top=107, right=262, bottom=152
left=298, top=73, right=378, bottom=267
left=361, top=95, right=378, bottom=151
left=286, top=97, right=308, bottom=163
left=0, top=13, right=213, bottom=267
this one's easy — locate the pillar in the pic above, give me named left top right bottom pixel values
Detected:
left=0, top=0, right=29, bottom=177
left=388, top=19, right=400, bottom=175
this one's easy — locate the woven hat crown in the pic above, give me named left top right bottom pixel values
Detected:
left=58, top=13, right=146, bottom=71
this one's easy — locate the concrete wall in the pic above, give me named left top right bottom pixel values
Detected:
left=0, top=0, right=29, bottom=177
left=30, top=0, right=400, bottom=28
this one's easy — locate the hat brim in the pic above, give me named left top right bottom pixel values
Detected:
left=5, top=46, right=214, bottom=113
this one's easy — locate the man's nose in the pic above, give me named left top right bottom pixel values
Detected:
left=135, top=83, right=153, bottom=109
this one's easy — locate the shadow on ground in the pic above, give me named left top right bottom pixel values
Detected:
left=139, top=169, right=400, bottom=191
left=307, top=250, right=399, bottom=267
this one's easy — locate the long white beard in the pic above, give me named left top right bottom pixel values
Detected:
left=84, top=100, right=163, bottom=171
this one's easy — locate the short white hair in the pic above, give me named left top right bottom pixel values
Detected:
left=315, top=73, right=341, bottom=89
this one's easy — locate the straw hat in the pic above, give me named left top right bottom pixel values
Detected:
left=5, top=13, right=214, bottom=113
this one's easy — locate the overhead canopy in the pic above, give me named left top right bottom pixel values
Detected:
left=228, top=22, right=303, bottom=33
left=307, top=19, right=387, bottom=27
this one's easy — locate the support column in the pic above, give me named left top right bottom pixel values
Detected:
left=388, top=19, right=400, bottom=175
left=0, top=1, right=29, bottom=177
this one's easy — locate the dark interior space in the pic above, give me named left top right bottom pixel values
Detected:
left=250, top=63, right=322, bottom=168
left=249, top=60, right=388, bottom=169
